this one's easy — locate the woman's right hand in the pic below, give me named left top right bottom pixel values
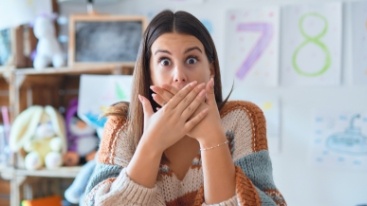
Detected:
left=138, top=81, right=208, bottom=153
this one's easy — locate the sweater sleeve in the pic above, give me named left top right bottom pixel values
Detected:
left=195, top=101, right=286, bottom=206
left=83, top=115, right=165, bottom=206
left=83, top=166, right=163, bottom=205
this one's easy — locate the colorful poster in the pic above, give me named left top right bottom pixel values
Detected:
left=351, top=1, right=367, bottom=86
left=281, top=3, right=342, bottom=86
left=224, top=7, right=280, bottom=87
left=311, top=111, right=367, bottom=171
left=78, top=75, right=133, bottom=130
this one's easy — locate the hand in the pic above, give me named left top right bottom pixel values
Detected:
left=139, top=81, right=208, bottom=153
left=151, top=78, right=224, bottom=143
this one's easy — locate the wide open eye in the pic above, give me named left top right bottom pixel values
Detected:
left=159, top=58, right=171, bottom=67
left=186, top=56, right=198, bottom=65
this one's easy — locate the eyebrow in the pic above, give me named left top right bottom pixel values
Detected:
left=153, top=46, right=203, bottom=55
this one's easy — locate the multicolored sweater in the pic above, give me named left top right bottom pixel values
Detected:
left=84, top=101, right=286, bottom=205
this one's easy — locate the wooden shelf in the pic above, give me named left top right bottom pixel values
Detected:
left=1, top=166, right=81, bottom=179
left=14, top=64, right=134, bottom=76
left=15, top=166, right=81, bottom=178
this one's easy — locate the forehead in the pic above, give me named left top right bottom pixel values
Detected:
left=151, top=33, right=204, bottom=52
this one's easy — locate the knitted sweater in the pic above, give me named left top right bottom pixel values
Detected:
left=84, top=101, right=286, bottom=206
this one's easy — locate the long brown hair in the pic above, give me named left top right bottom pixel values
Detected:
left=125, top=10, right=227, bottom=148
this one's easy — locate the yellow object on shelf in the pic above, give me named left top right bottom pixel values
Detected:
left=21, top=195, right=62, bottom=206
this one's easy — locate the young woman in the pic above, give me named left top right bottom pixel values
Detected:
left=84, top=10, right=286, bottom=206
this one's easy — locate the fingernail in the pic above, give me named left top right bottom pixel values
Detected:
left=138, top=95, right=143, bottom=102
left=210, top=78, right=214, bottom=88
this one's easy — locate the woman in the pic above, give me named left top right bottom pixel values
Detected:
left=84, top=10, right=286, bottom=206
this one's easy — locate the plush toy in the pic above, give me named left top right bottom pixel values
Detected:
left=9, top=105, right=67, bottom=170
left=33, top=15, right=65, bottom=70
left=63, top=98, right=99, bottom=167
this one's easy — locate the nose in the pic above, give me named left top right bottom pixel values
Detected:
left=173, top=65, right=187, bottom=83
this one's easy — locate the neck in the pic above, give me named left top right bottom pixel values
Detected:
left=164, top=136, right=199, bottom=161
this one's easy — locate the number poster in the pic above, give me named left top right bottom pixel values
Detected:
left=281, top=3, right=342, bottom=86
left=224, top=7, right=280, bottom=87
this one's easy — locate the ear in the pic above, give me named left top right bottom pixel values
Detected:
left=209, top=62, right=215, bottom=78
left=45, top=106, right=67, bottom=153
left=9, top=106, right=43, bottom=151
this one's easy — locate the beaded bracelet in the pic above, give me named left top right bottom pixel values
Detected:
left=200, top=140, right=229, bottom=152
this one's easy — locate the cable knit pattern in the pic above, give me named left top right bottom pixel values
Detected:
left=84, top=101, right=286, bottom=206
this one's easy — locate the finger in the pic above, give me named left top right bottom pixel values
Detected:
left=150, top=85, right=174, bottom=104
left=151, top=93, right=166, bottom=107
left=166, top=81, right=197, bottom=109
left=174, top=83, right=206, bottom=115
left=181, top=89, right=206, bottom=120
left=205, top=77, right=215, bottom=104
left=161, top=84, right=179, bottom=95
left=184, top=108, right=209, bottom=134
left=138, top=95, right=154, bottom=118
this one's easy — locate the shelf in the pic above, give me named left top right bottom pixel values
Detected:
left=14, top=64, right=134, bottom=76
left=16, top=166, right=81, bottom=178
left=1, top=166, right=81, bottom=179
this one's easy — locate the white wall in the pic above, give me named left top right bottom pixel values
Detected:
left=60, top=0, right=367, bottom=205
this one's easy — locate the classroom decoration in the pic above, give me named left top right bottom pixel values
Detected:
left=311, top=111, right=367, bottom=171
left=9, top=106, right=67, bottom=170
left=224, top=7, right=280, bottom=87
left=63, top=98, right=99, bottom=167
left=281, top=3, right=342, bottom=86
left=351, top=1, right=367, bottom=86
left=78, top=74, right=133, bottom=136
left=68, top=14, right=146, bottom=68
left=33, top=15, right=65, bottom=70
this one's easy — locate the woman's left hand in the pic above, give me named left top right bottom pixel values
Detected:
left=151, top=78, right=224, bottom=142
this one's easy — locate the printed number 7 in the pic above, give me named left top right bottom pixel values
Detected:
left=236, top=23, right=273, bottom=80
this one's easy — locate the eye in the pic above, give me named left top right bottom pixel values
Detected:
left=159, top=58, right=171, bottom=67
left=186, top=56, right=198, bottom=65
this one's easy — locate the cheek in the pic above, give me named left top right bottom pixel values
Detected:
left=150, top=69, right=168, bottom=86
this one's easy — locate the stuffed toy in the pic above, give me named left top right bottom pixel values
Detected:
left=33, top=15, right=65, bottom=70
left=9, top=105, right=67, bottom=170
left=63, top=98, right=99, bottom=167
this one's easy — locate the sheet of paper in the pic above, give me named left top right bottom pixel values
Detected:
left=311, top=111, right=367, bottom=171
left=78, top=75, right=133, bottom=129
left=224, top=7, right=280, bottom=87
left=351, top=1, right=367, bottom=86
left=281, top=3, right=342, bottom=86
